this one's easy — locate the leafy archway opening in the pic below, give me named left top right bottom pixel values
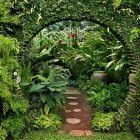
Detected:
left=28, top=21, right=130, bottom=126
left=30, top=20, right=129, bottom=82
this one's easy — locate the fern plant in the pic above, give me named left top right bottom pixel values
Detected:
left=1, top=115, right=28, bottom=140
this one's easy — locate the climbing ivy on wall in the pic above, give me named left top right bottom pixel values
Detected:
left=21, top=0, right=139, bottom=45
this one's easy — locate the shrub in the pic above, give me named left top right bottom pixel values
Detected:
left=92, top=112, right=115, bottom=132
left=33, top=113, right=61, bottom=132
left=124, top=101, right=140, bottom=138
left=0, top=127, right=7, bottom=140
left=79, top=80, right=128, bottom=112
left=1, top=115, right=28, bottom=139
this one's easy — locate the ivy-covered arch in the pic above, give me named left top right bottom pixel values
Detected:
left=22, top=0, right=138, bottom=46
left=20, top=1, right=139, bottom=128
left=28, top=17, right=126, bottom=46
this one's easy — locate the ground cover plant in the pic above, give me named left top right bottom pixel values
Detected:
left=78, top=77, right=128, bottom=132
left=79, top=79, right=128, bottom=112
left=23, top=131, right=137, bottom=140
left=91, top=112, right=116, bottom=132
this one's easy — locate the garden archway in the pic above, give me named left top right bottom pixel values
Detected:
left=22, top=0, right=137, bottom=46
left=20, top=0, right=139, bottom=131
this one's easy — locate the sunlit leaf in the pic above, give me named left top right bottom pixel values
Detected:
left=113, top=0, right=122, bottom=8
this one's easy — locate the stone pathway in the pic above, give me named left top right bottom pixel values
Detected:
left=58, top=87, right=92, bottom=136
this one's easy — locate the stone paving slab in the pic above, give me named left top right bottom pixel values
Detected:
left=64, top=87, right=81, bottom=95
left=58, top=87, right=93, bottom=136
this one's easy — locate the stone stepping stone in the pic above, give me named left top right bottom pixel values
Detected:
left=73, top=109, right=81, bottom=112
left=85, top=130, right=92, bottom=136
left=68, top=102, right=78, bottom=105
left=69, top=130, right=92, bottom=136
left=64, top=88, right=81, bottom=94
left=66, top=96, right=78, bottom=99
left=66, top=118, right=81, bottom=124
left=57, top=130, right=65, bottom=134
left=69, top=130, right=85, bottom=136
left=65, top=110, right=72, bottom=113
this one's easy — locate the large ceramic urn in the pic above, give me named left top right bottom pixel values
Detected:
left=90, top=71, right=110, bottom=83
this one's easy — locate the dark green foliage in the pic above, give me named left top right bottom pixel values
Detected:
left=10, top=96, right=29, bottom=114
left=79, top=80, right=128, bottom=112
left=0, top=127, right=7, bottom=140
left=19, top=61, right=69, bottom=112
left=1, top=115, right=28, bottom=140
left=28, top=66, right=69, bottom=110
left=68, top=79, right=79, bottom=87
left=124, top=101, right=140, bottom=138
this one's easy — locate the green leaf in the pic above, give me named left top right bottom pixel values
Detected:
left=48, top=81, right=67, bottom=87
left=113, top=0, right=122, bottom=8
left=46, top=97, right=55, bottom=108
left=40, top=94, right=46, bottom=103
left=44, top=104, right=49, bottom=115
left=47, top=69, right=55, bottom=82
left=106, top=60, right=115, bottom=69
left=33, top=75, right=49, bottom=83
left=19, top=82, right=30, bottom=86
left=24, top=0, right=28, bottom=3
left=48, top=81, right=67, bottom=92
left=29, top=84, right=45, bottom=93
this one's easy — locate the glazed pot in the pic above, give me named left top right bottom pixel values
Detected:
left=90, top=71, right=110, bottom=83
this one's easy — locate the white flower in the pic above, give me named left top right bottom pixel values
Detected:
left=16, top=75, right=21, bottom=83
left=13, top=72, right=18, bottom=76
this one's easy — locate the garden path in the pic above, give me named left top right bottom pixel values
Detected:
left=58, top=87, right=93, bottom=136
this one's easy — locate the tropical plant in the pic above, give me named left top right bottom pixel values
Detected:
left=29, top=67, right=69, bottom=111
left=19, top=62, right=33, bottom=96
left=79, top=79, right=128, bottom=112
left=33, top=113, right=61, bottom=131
left=30, top=24, right=73, bottom=59
left=59, top=24, right=111, bottom=78
left=20, top=64, right=69, bottom=114
left=1, top=115, right=28, bottom=140
left=106, top=44, right=128, bottom=82
left=92, top=112, right=115, bottom=132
